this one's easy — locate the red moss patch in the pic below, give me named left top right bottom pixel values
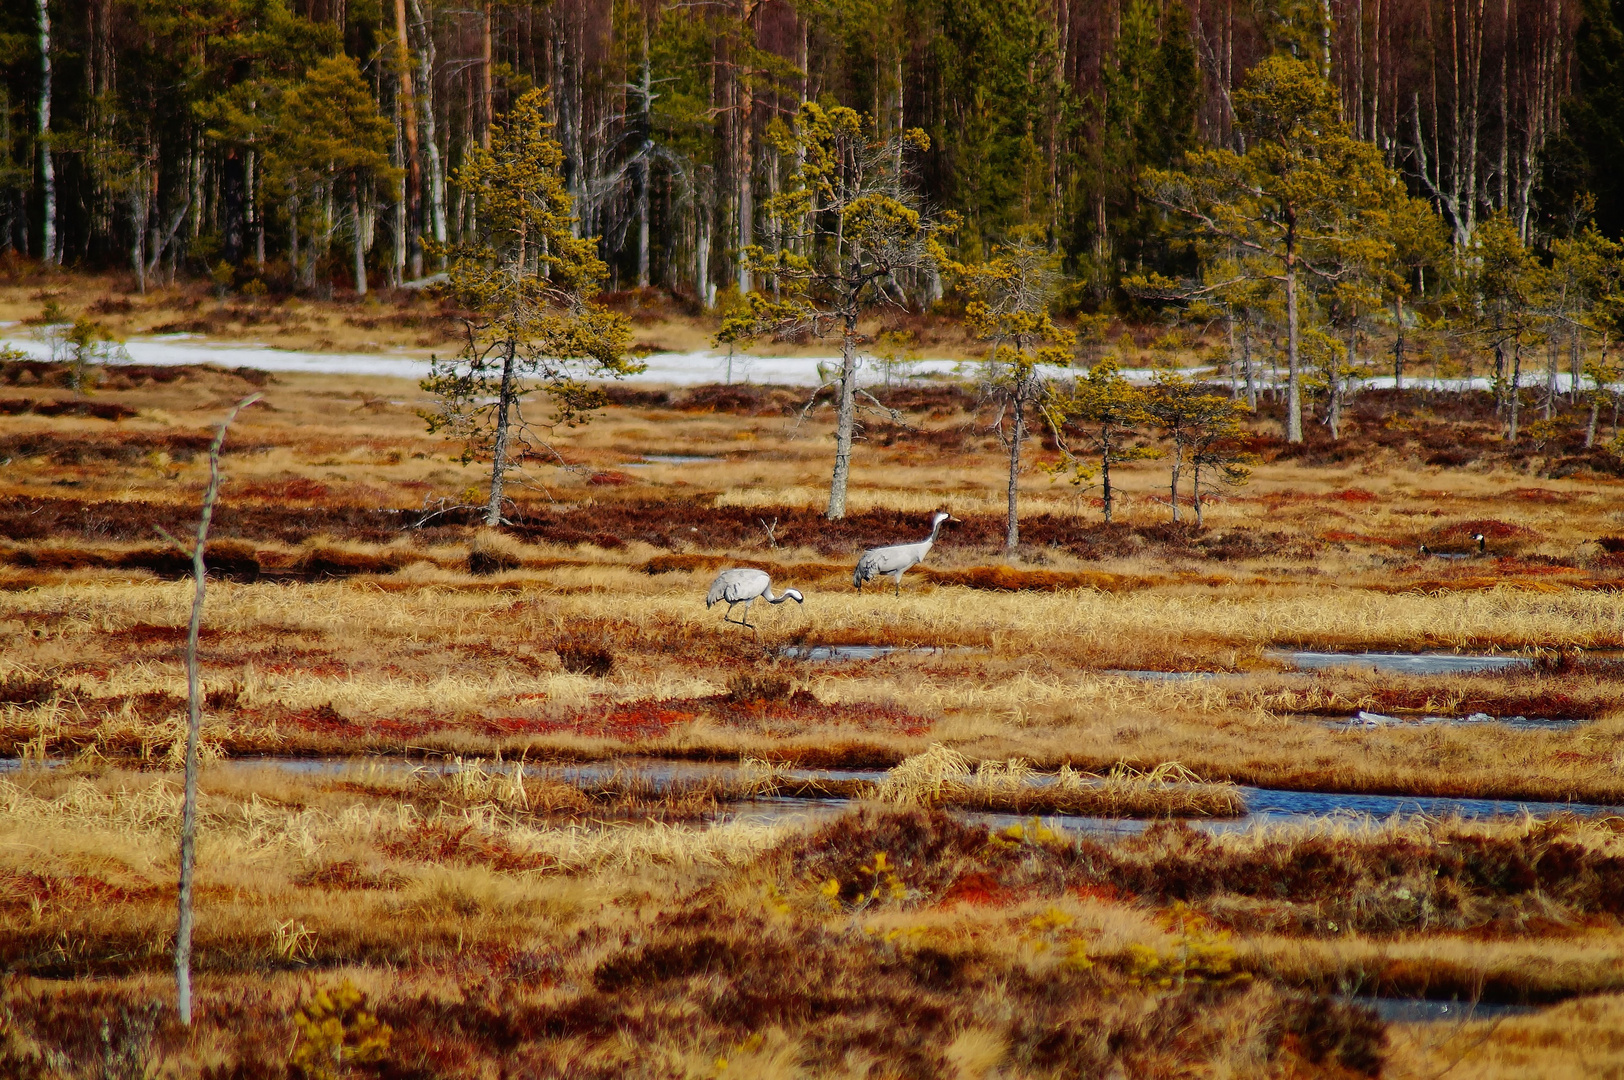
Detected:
left=938, top=871, right=1012, bottom=906
left=379, top=822, right=556, bottom=873
left=548, top=692, right=934, bottom=741
left=291, top=860, right=405, bottom=890
left=0, top=870, right=161, bottom=909
left=237, top=478, right=331, bottom=501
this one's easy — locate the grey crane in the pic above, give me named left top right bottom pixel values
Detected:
left=705, top=567, right=804, bottom=628
left=853, top=510, right=957, bottom=595
left=1419, top=533, right=1485, bottom=560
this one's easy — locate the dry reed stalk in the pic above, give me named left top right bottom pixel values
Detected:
left=873, top=747, right=1245, bottom=818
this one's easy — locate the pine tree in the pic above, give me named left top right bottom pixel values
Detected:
left=1468, top=212, right=1546, bottom=443
left=265, top=55, right=401, bottom=295
left=1143, top=56, right=1402, bottom=444
left=733, top=102, right=950, bottom=520
left=959, top=233, right=1077, bottom=551
left=1058, top=358, right=1157, bottom=524
left=1141, top=373, right=1204, bottom=523
left=1141, top=372, right=1255, bottom=525
left=1186, top=405, right=1253, bottom=527
left=421, top=89, right=638, bottom=526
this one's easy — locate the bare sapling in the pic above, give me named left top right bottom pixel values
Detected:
left=152, top=392, right=261, bottom=1026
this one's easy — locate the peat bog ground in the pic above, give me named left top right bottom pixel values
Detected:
left=5, top=350, right=1624, bottom=1077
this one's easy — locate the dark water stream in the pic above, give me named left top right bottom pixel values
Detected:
left=1271, top=651, right=1531, bottom=675
left=9, top=756, right=1615, bottom=837
left=1350, top=996, right=1539, bottom=1024
left=627, top=455, right=720, bottom=466
left=781, top=644, right=970, bottom=662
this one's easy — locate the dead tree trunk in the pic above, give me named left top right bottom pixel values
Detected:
left=35, top=0, right=55, bottom=265
left=160, top=393, right=261, bottom=1027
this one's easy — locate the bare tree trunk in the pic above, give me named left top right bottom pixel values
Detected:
left=1393, top=295, right=1405, bottom=389
left=636, top=18, right=651, bottom=289
left=248, top=147, right=263, bottom=267
left=737, top=74, right=753, bottom=294
left=129, top=175, right=147, bottom=293
left=695, top=185, right=714, bottom=308
left=392, top=99, right=406, bottom=287
left=35, top=0, right=56, bottom=265
left=1242, top=321, right=1256, bottom=410
left=1498, top=0, right=1509, bottom=212
left=1571, top=326, right=1583, bottom=405
left=485, top=341, right=517, bottom=526
left=1508, top=340, right=1522, bottom=441
left=480, top=3, right=493, bottom=151
left=409, top=0, right=446, bottom=263
left=1100, top=426, right=1115, bottom=524
left=827, top=309, right=858, bottom=520
left=167, top=393, right=260, bottom=1028
left=395, top=0, right=422, bottom=278
left=1006, top=384, right=1025, bottom=551
left=1329, top=319, right=1357, bottom=440
left=1285, top=248, right=1303, bottom=442
left=1544, top=331, right=1558, bottom=419
left=1169, top=446, right=1182, bottom=523
left=351, top=190, right=367, bottom=295
left=1587, top=399, right=1599, bottom=447
left=288, top=193, right=300, bottom=286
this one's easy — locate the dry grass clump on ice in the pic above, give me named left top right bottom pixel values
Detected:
left=874, top=744, right=1246, bottom=817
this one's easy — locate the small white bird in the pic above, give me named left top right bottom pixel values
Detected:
left=853, top=510, right=957, bottom=596
left=705, top=567, right=804, bottom=628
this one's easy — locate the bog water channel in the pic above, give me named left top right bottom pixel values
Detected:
left=14, top=755, right=1611, bottom=840
left=626, top=455, right=721, bottom=466
left=1271, top=651, right=1533, bottom=676
left=1350, top=996, right=1539, bottom=1024
left=1112, top=650, right=1578, bottom=727
left=4, top=753, right=1598, bottom=1021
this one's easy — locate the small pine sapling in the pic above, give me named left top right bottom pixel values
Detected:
left=960, top=234, right=1077, bottom=551
left=420, top=89, right=638, bottom=526
left=1052, top=359, right=1157, bottom=523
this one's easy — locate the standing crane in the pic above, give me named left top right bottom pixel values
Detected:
left=853, top=510, right=957, bottom=595
left=705, top=567, right=804, bottom=628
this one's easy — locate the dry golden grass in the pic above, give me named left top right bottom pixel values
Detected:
left=1385, top=994, right=1624, bottom=1080
left=8, top=335, right=1624, bottom=1073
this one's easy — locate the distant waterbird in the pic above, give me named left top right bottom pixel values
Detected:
left=705, top=567, right=804, bottom=628
left=853, top=511, right=958, bottom=596
left=1419, top=533, right=1485, bottom=560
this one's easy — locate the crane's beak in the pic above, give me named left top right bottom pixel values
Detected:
left=947, top=516, right=962, bottom=524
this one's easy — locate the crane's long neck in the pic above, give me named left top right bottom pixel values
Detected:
left=764, top=587, right=792, bottom=604
left=923, top=517, right=944, bottom=546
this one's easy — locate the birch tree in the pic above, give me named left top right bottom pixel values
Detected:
left=34, top=0, right=55, bottom=265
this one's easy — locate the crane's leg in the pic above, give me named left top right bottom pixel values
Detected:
left=893, top=572, right=902, bottom=598
left=722, top=601, right=740, bottom=625
left=740, top=599, right=755, bottom=629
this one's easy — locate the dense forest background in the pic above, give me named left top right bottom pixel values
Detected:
left=1, top=0, right=1622, bottom=306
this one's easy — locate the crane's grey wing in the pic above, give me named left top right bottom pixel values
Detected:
left=854, top=545, right=896, bottom=583
left=708, top=567, right=767, bottom=605
left=866, top=543, right=920, bottom=574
